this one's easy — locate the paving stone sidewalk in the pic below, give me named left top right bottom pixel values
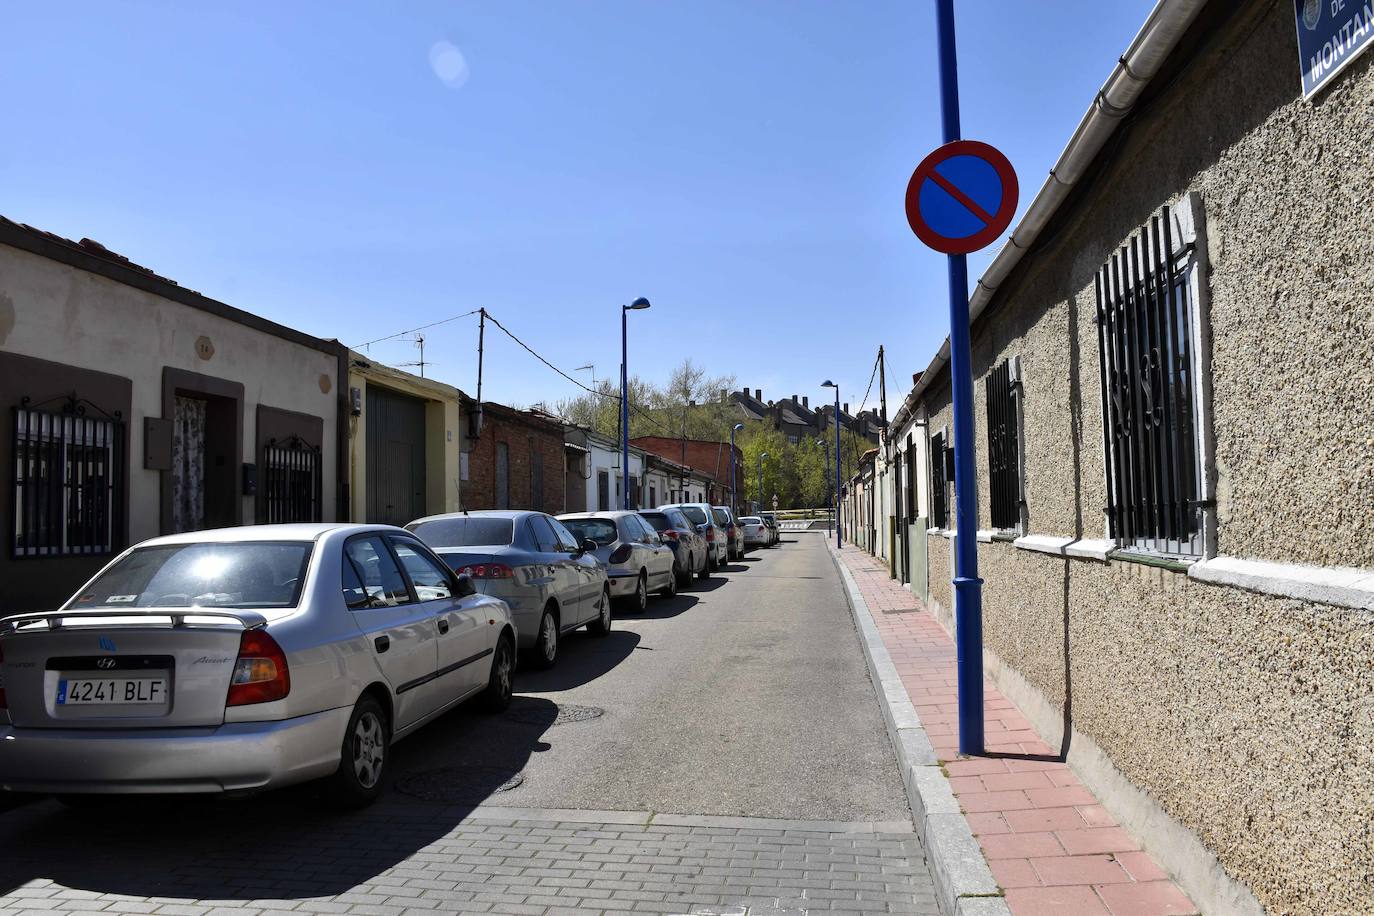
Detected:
left=833, top=546, right=1197, bottom=916
left=0, top=800, right=938, bottom=916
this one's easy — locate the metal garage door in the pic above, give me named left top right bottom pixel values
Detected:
left=365, top=386, right=426, bottom=525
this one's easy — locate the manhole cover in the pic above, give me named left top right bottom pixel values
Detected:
left=395, top=766, right=525, bottom=803
left=506, top=703, right=605, bottom=727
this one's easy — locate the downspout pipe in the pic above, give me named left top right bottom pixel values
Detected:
left=912, top=0, right=1208, bottom=405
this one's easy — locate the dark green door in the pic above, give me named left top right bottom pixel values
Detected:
left=366, top=386, right=426, bottom=525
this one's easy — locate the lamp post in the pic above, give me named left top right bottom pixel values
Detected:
left=730, top=423, right=744, bottom=514
left=621, top=297, right=651, bottom=509
left=822, top=380, right=841, bottom=548
left=756, top=452, right=768, bottom=516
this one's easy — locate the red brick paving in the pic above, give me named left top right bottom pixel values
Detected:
left=834, top=545, right=1198, bottom=916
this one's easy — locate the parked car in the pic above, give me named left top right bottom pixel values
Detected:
left=557, top=511, right=677, bottom=612
left=639, top=507, right=709, bottom=585
left=407, top=510, right=610, bottom=670
left=714, top=506, right=744, bottom=561
left=0, top=523, right=515, bottom=809
left=760, top=512, right=780, bottom=546
left=660, top=503, right=727, bottom=570
left=740, top=516, right=770, bottom=549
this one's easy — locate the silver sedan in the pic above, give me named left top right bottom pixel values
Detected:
left=0, top=523, right=516, bottom=808
left=557, top=511, right=677, bottom=613
left=406, top=510, right=612, bottom=670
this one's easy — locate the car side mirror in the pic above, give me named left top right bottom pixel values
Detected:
left=581, top=539, right=598, bottom=554
left=454, top=572, right=477, bottom=598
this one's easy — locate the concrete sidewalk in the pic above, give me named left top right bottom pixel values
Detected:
left=831, top=544, right=1197, bottom=916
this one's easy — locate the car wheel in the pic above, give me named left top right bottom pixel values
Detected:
left=677, top=554, right=693, bottom=587
left=660, top=565, right=678, bottom=597
left=481, top=633, right=516, bottom=712
left=698, top=554, right=711, bottom=580
left=530, top=605, right=559, bottom=669
left=326, top=695, right=389, bottom=810
left=587, top=587, right=612, bottom=636
left=630, top=572, right=648, bottom=612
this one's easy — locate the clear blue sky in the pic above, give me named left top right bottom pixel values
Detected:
left=4, top=1, right=1151, bottom=414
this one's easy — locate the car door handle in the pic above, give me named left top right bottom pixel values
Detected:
left=437, top=618, right=450, bottom=635
left=375, top=635, right=390, bottom=653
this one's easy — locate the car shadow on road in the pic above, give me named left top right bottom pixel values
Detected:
left=513, top=627, right=641, bottom=692
left=0, top=695, right=562, bottom=901
left=628, top=593, right=699, bottom=621
left=716, top=563, right=751, bottom=573
left=687, top=576, right=728, bottom=592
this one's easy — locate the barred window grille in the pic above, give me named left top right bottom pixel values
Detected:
left=263, top=435, right=321, bottom=524
left=1094, top=207, right=1203, bottom=556
left=984, top=359, right=1022, bottom=532
left=13, top=404, right=123, bottom=557
left=929, top=431, right=948, bottom=529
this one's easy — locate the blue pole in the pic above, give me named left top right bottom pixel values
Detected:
left=834, top=388, right=842, bottom=549
left=935, top=0, right=985, bottom=756
left=621, top=306, right=631, bottom=509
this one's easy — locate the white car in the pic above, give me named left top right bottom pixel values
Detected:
left=739, top=516, right=770, bottom=549
left=0, top=524, right=516, bottom=808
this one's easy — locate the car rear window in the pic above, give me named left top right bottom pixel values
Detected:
left=560, top=518, right=619, bottom=546
left=640, top=512, right=673, bottom=532
left=408, top=517, right=514, bottom=547
left=712, top=509, right=730, bottom=526
left=679, top=507, right=708, bottom=525
left=67, top=542, right=312, bottom=610
left=741, top=517, right=761, bottom=524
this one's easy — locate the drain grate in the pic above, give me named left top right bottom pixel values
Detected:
left=880, top=606, right=921, bottom=615
left=506, top=703, right=606, bottom=727
left=395, top=766, right=525, bottom=803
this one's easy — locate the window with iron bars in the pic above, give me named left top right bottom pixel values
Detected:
left=928, top=430, right=948, bottom=529
left=262, top=435, right=321, bottom=524
left=1094, top=204, right=1205, bottom=557
left=12, top=402, right=124, bottom=557
left=984, top=358, right=1023, bottom=532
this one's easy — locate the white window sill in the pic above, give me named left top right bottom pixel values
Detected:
left=1065, top=538, right=1114, bottom=561
left=1013, top=534, right=1074, bottom=556
left=1189, top=556, right=1374, bottom=611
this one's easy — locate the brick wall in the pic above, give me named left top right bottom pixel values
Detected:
left=463, top=405, right=566, bottom=513
left=631, top=436, right=739, bottom=486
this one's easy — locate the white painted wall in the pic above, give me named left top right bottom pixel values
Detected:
left=0, top=245, right=339, bottom=545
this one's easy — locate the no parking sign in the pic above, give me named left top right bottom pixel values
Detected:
left=905, top=140, right=1018, bottom=256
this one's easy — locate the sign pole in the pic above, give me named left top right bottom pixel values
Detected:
left=934, top=0, right=984, bottom=756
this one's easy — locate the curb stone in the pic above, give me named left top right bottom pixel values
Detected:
left=827, top=545, right=1010, bottom=916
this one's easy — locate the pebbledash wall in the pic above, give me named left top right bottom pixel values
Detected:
left=917, top=5, right=1372, bottom=916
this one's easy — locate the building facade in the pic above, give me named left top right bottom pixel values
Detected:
left=564, top=427, right=647, bottom=511
left=346, top=354, right=464, bottom=526
left=0, top=218, right=345, bottom=613
left=460, top=399, right=566, bottom=514
left=899, top=5, right=1373, bottom=914
left=630, top=436, right=738, bottom=506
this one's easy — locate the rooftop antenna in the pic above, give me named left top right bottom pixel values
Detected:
left=575, top=363, right=596, bottom=387
left=398, top=334, right=428, bottom=378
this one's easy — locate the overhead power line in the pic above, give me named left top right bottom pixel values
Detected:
left=352, top=309, right=482, bottom=349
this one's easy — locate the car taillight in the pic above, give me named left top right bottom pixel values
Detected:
left=226, top=629, right=290, bottom=707
left=660, top=530, right=679, bottom=541
left=457, top=563, right=514, bottom=579
left=705, top=528, right=716, bottom=542
left=608, top=544, right=633, bottom=564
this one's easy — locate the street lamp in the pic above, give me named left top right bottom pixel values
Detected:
left=756, top=452, right=769, bottom=516
left=730, top=423, right=744, bottom=514
left=822, top=380, right=841, bottom=548
left=621, top=297, right=651, bottom=509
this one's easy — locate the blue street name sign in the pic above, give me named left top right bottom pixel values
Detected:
left=1295, top=0, right=1374, bottom=99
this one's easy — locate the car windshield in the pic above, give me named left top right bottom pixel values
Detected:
left=640, top=512, right=673, bottom=532
left=561, top=518, right=619, bottom=546
left=408, top=517, right=514, bottom=547
left=67, top=542, right=312, bottom=610
left=679, top=507, right=708, bottom=525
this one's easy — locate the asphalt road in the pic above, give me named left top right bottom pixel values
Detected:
left=0, top=531, right=936, bottom=915
left=388, top=529, right=911, bottom=822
